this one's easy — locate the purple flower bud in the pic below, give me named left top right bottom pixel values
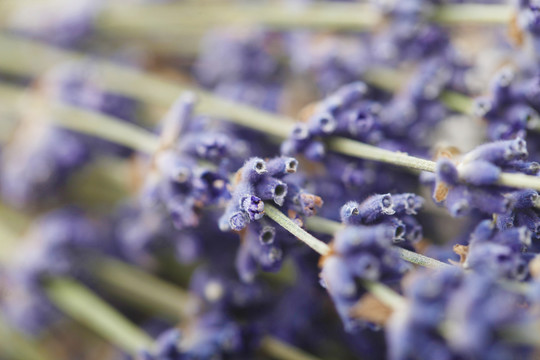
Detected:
left=331, top=82, right=368, bottom=108
left=505, top=160, right=540, bottom=175
left=290, top=123, right=310, bottom=141
left=240, top=195, right=265, bottom=220
left=309, top=112, right=337, bottom=135
left=258, top=226, right=276, bottom=245
left=401, top=215, right=423, bottom=244
left=473, top=97, right=495, bottom=118
left=357, top=194, right=395, bottom=224
left=240, top=157, right=267, bottom=183
left=507, top=189, right=539, bottom=209
left=255, top=177, right=288, bottom=206
left=304, top=140, right=325, bottom=161
left=436, top=158, right=459, bottom=186
left=320, top=257, right=356, bottom=299
left=228, top=211, right=249, bottom=231
left=462, top=138, right=528, bottom=165
left=391, top=193, right=424, bottom=215
left=236, top=242, right=258, bottom=283
left=471, top=220, right=496, bottom=243
left=333, top=225, right=394, bottom=254
left=345, top=253, right=381, bottom=280
left=340, top=201, right=361, bottom=224
left=159, top=92, right=196, bottom=147
left=458, top=160, right=501, bottom=185
left=445, top=186, right=471, bottom=217
left=492, top=227, right=532, bottom=250
left=515, top=209, right=540, bottom=237
left=266, top=157, right=298, bottom=177
left=382, top=217, right=407, bottom=243
left=465, top=243, right=527, bottom=280
left=468, top=187, right=513, bottom=215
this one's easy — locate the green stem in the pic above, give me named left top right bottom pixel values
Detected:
left=399, top=248, right=450, bottom=270
left=327, top=137, right=437, bottom=172
left=94, top=258, right=192, bottom=320
left=431, top=4, right=512, bottom=25
left=49, top=101, right=159, bottom=154
left=260, top=336, right=326, bottom=360
left=97, top=3, right=380, bottom=34
left=264, top=203, right=331, bottom=256
left=360, top=280, right=407, bottom=311
left=45, top=277, right=153, bottom=355
left=440, top=90, right=474, bottom=115
left=305, top=216, right=450, bottom=269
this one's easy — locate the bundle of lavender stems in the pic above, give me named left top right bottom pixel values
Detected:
left=5, top=0, right=540, bottom=359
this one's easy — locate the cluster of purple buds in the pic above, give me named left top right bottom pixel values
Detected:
left=475, top=67, right=540, bottom=143
left=140, top=315, right=254, bottom=360
left=282, top=82, right=376, bottom=161
left=142, top=94, right=240, bottom=230
left=320, top=193, right=423, bottom=330
left=431, top=138, right=534, bottom=216
left=219, top=155, right=321, bottom=232
left=372, top=0, right=450, bottom=64
left=140, top=268, right=267, bottom=359
left=196, top=30, right=285, bottom=112
left=461, top=219, right=531, bottom=280
left=388, top=268, right=533, bottom=360
left=340, top=193, right=425, bottom=246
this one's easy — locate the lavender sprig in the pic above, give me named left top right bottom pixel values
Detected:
left=5, top=81, right=540, bottom=194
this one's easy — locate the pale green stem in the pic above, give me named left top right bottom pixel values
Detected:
left=45, top=277, right=154, bottom=355
left=360, top=280, right=407, bottom=311
left=260, top=336, right=326, bottom=360
left=50, top=102, right=159, bottom=154
left=327, top=137, right=437, bottom=172
left=305, top=216, right=450, bottom=269
left=304, top=216, right=343, bottom=235
left=0, top=314, right=55, bottom=360
left=97, top=3, right=380, bottom=33
left=399, top=248, right=450, bottom=270
left=440, top=90, right=474, bottom=115
left=94, top=258, right=193, bottom=319
left=431, top=4, right=512, bottom=25
left=264, top=203, right=331, bottom=256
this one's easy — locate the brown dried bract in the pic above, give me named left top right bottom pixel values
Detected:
left=432, top=146, right=462, bottom=202
left=529, top=255, right=540, bottom=279
left=450, top=244, right=469, bottom=266
left=297, top=101, right=319, bottom=123
left=349, top=293, right=393, bottom=325
left=509, top=11, right=524, bottom=47
left=433, top=181, right=450, bottom=203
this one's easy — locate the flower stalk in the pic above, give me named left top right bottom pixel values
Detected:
left=45, top=277, right=154, bottom=355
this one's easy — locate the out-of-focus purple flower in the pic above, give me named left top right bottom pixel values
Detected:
left=320, top=224, right=409, bottom=331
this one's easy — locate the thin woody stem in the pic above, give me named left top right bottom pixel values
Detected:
left=306, top=216, right=450, bottom=270
left=45, top=277, right=154, bottom=355
left=265, top=203, right=331, bottom=256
